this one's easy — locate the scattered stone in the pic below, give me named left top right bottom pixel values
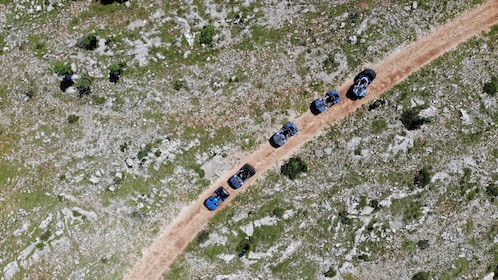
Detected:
left=349, top=35, right=358, bottom=44
left=412, top=2, right=418, bottom=10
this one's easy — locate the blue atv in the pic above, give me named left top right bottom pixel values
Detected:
left=352, top=69, right=376, bottom=98
left=312, top=89, right=342, bottom=114
left=271, top=122, right=298, bottom=147
left=228, top=164, right=256, bottom=189
left=204, top=187, right=230, bottom=210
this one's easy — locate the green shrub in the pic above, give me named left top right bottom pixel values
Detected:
left=324, top=266, right=336, bottom=278
left=281, top=156, right=308, bottom=180
left=74, top=73, right=93, bottom=97
left=67, top=115, right=80, bottom=123
left=369, top=199, right=379, bottom=209
left=53, top=62, right=73, bottom=76
left=273, top=207, right=285, bottom=218
left=338, top=210, right=352, bottom=225
left=77, top=34, right=98, bottom=50
left=483, top=76, right=498, bottom=95
left=200, top=25, right=215, bottom=46
left=371, top=119, right=388, bottom=134
left=414, top=167, right=431, bottom=188
left=137, top=143, right=152, bottom=161
left=196, top=230, right=209, bottom=244
left=109, top=62, right=125, bottom=83
left=417, top=239, right=430, bottom=250
left=172, top=79, right=186, bottom=91
left=92, top=95, right=106, bottom=105
left=400, top=108, right=431, bottom=130
left=412, top=271, right=430, bottom=280
left=486, top=183, right=498, bottom=197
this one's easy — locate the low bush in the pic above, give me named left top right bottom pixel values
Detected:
left=74, top=73, right=93, bottom=97
left=324, top=266, right=336, bottom=278
left=483, top=76, right=498, bottom=95
left=281, top=156, right=308, bottom=180
left=414, top=167, right=431, bottom=188
left=77, top=34, right=98, bottom=50
left=109, top=62, right=125, bottom=83
left=67, top=115, right=79, bottom=123
left=53, top=62, right=73, bottom=76
left=200, top=25, right=215, bottom=46
left=412, top=271, right=430, bottom=280
left=400, top=107, right=431, bottom=130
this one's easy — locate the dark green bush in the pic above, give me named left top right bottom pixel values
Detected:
left=77, top=34, right=98, bottom=50
left=369, top=199, right=379, bottom=209
left=412, top=271, right=430, bottom=280
left=400, top=108, right=431, bottom=130
left=172, top=79, right=186, bottom=91
left=281, top=156, right=308, bottom=180
left=324, top=266, right=336, bottom=278
left=273, top=207, right=285, bottom=218
left=109, top=62, right=125, bottom=83
left=67, top=115, right=79, bottom=124
left=414, top=167, right=431, bottom=188
left=483, top=76, right=498, bottom=95
left=486, top=183, right=498, bottom=197
left=196, top=230, right=209, bottom=244
left=74, top=73, right=93, bottom=97
left=200, top=25, right=215, bottom=46
left=53, top=62, right=73, bottom=76
left=137, top=143, right=152, bottom=161
left=338, top=210, right=352, bottom=225
left=417, top=239, right=430, bottom=250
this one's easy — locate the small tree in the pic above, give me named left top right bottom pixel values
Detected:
left=74, top=73, right=93, bottom=98
left=486, top=183, right=498, bottom=198
left=412, top=271, right=430, bottom=280
left=200, top=25, right=215, bottom=46
left=77, top=34, right=98, bottom=50
left=324, top=266, right=336, bottom=278
left=67, top=114, right=80, bottom=123
left=53, top=62, right=73, bottom=76
left=400, top=107, right=431, bottom=130
left=483, top=76, right=498, bottom=95
left=414, top=167, right=431, bottom=188
left=108, top=62, right=125, bottom=83
left=281, top=156, right=308, bottom=180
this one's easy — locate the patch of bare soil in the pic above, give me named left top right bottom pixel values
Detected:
left=124, top=1, right=498, bottom=279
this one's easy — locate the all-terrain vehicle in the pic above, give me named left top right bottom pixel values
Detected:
left=271, top=122, right=298, bottom=147
left=311, top=89, right=342, bottom=114
left=228, top=163, right=256, bottom=189
left=352, top=68, right=376, bottom=98
left=204, top=186, right=230, bottom=210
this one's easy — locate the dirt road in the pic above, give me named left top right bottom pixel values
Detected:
left=124, top=1, right=498, bottom=279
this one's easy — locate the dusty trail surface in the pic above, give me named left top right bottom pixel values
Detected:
left=125, top=1, right=498, bottom=279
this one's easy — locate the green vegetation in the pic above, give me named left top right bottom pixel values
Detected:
left=74, top=73, right=93, bottom=97
left=53, top=62, right=73, bottom=76
left=486, top=183, right=498, bottom=198
left=412, top=271, right=430, bottom=280
left=400, top=107, right=431, bottom=130
left=199, top=25, right=215, bottom=46
left=172, top=79, right=186, bottom=91
left=67, top=114, right=80, bottom=124
left=108, top=62, right=126, bottom=83
left=414, top=167, right=431, bottom=188
left=371, top=119, right=388, bottom=134
left=324, top=266, right=336, bottom=278
left=281, top=156, right=308, bottom=180
left=77, top=34, right=98, bottom=50
left=483, top=76, right=498, bottom=95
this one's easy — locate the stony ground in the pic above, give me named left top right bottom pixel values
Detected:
left=0, top=0, right=497, bottom=279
